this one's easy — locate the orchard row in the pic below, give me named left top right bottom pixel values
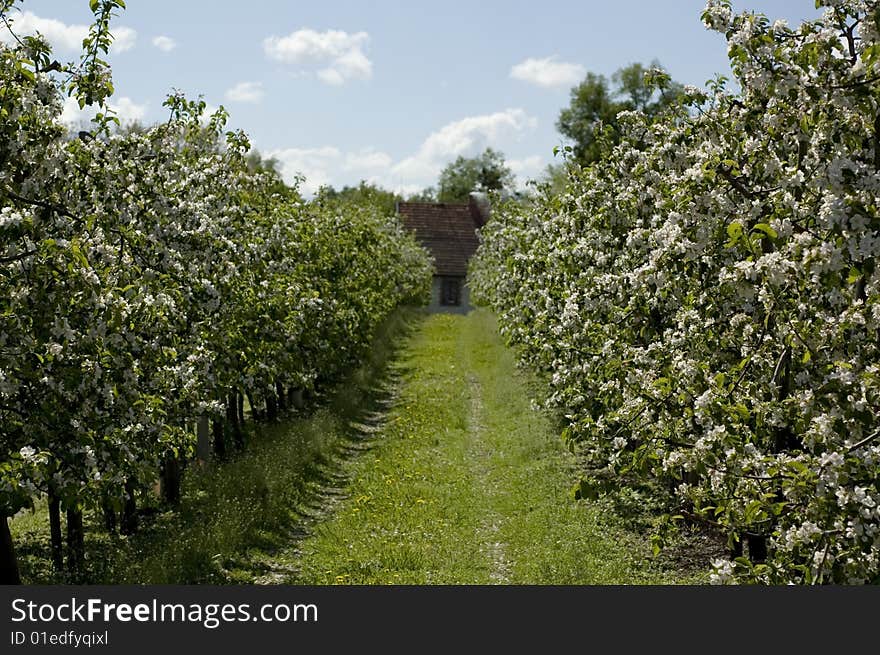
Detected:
left=0, top=0, right=432, bottom=581
left=471, top=0, right=880, bottom=583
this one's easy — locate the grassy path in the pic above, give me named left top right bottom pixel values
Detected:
left=10, top=309, right=700, bottom=584
left=275, top=310, right=685, bottom=584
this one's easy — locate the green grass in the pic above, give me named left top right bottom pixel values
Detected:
left=279, top=310, right=698, bottom=584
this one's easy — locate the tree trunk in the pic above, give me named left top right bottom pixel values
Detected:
left=213, top=417, right=227, bottom=458
left=48, top=491, right=63, bottom=571
left=265, top=390, right=278, bottom=421
left=66, top=507, right=85, bottom=580
left=237, top=392, right=245, bottom=425
left=227, top=392, right=243, bottom=449
left=747, top=533, right=768, bottom=563
left=730, top=532, right=743, bottom=559
left=245, top=390, right=261, bottom=421
left=0, top=515, right=21, bottom=584
left=276, top=381, right=286, bottom=412
left=160, top=456, right=181, bottom=505
left=121, top=479, right=138, bottom=535
left=226, top=392, right=235, bottom=426
left=291, top=388, right=304, bottom=410
left=196, top=415, right=211, bottom=462
left=773, top=346, right=795, bottom=452
left=102, top=496, right=117, bottom=533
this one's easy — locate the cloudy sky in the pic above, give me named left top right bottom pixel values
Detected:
left=3, top=1, right=822, bottom=195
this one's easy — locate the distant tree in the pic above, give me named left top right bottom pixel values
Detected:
left=557, top=61, right=683, bottom=165
left=436, top=148, right=515, bottom=203
left=240, top=149, right=301, bottom=199
left=115, top=119, right=149, bottom=135
left=245, top=149, right=280, bottom=175
left=539, top=162, right=571, bottom=196
left=315, top=181, right=401, bottom=215
left=555, top=72, right=618, bottom=166
left=407, top=187, right=437, bottom=203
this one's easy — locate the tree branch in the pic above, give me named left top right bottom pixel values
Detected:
left=3, top=188, right=81, bottom=224
left=848, top=427, right=880, bottom=453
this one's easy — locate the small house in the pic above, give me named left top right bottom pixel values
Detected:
left=397, top=194, right=489, bottom=313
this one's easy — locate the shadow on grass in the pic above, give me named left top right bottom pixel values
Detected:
left=11, top=308, right=423, bottom=584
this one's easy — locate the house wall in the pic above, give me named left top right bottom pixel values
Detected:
left=428, top=275, right=471, bottom=314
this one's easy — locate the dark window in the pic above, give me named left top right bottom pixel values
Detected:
left=440, top=278, right=461, bottom=306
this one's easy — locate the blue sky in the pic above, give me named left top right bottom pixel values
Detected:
left=4, top=1, right=823, bottom=195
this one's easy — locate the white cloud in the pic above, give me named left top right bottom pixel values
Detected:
left=267, top=109, right=537, bottom=196
left=225, top=81, right=264, bottom=103
left=152, top=35, right=176, bottom=52
left=1, top=11, right=136, bottom=54
left=60, top=98, right=91, bottom=128
left=268, top=146, right=393, bottom=195
left=508, top=155, right=544, bottom=190
left=60, top=95, right=147, bottom=128
left=510, top=56, right=585, bottom=88
left=391, top=108, right=537, bottom=183
left=508, top=155, right=543, bottom=176
left=344, top=150, right=392, bottom=171
left=263, top=28, right=372, bottom=85
left=2, top=11, right=84, bottom=51
left=112, top=97, right=147, bottom=123
left=111, top=26, right=137, bottom=53
left=316, top=68, right=344, bottom=86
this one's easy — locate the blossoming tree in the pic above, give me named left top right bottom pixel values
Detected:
left=472, top=0, right=880, bottom=583
left=0, top=0, right=431, bottom=582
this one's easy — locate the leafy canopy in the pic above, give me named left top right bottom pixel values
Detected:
left=556, top=61, right=683, bottom=165
left=436, top=147, right=515, bottom=203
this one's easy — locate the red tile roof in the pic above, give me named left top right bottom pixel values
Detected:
left=398, top=202, right=481, bottom=276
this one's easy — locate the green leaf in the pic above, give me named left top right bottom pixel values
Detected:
left=90, top=0, right=100, bottom=11
left=731, top=403, right=750, bottom=421
left=751, top=223, right=778, bottom=239
left=725, top=221, right=744, bottom=247
left=744, top=500, right=764, bottom=523
left=653, top=377, right=671, bottom=393
left=70, top=240, right=90, bottom=269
